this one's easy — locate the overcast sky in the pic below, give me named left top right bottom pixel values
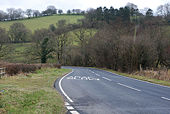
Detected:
left=0, top=0, right=169, bottom=12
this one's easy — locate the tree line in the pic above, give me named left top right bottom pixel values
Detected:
left=0, top=2, right=170, bottom=72
left=0, top=5, right=85, bottom=21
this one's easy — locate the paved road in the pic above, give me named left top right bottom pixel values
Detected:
left=54, top=66, right=170, bottom=114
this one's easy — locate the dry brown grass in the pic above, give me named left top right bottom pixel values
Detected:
left=134, top=68, right=170, bottom=81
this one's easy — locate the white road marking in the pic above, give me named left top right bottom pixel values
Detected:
left=65, top=102, right=80, bottom=114
left=89, top=70, right=95, bottom=73
left=67, top=76, right=100, bottom=81
left=88, top=77, right=94, bottom=80
left=67, top=76, right=74, bottom=80
left=117, top=83, right=141, bottom=92
left=102, top=77, right=112, bottom=81
left=74, top=76, right=81, bottom=80
left=89, top=69, right=100, bottom=77
left=67, top=106, right=74, bottom=110
left=95, top=73, right=100, bottom=76
left=104, top=69, right=170, bottom=89
left=70, top=111, right=80, bottom=114
left=59, top=71, right=74, bottom=103
left=161, top=97, right=170, bottom=101
left=65, top=102, right=70, bottom=106
left=81, top=76, right=88, bottom=80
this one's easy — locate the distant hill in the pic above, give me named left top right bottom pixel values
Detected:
left=0, top=15, right=84, bottom=31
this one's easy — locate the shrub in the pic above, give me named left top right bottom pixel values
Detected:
left=53, top=64, right=61, bottom=69
left=0, top=63, right=61, bottom=76
left=5, top=64, right=37, bottom=76
left=6, top=64, right=20, bottom=75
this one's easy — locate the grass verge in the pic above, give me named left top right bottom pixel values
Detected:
left=0, top=68, right=71, bottom=114
left=100, top=68, right=170, bottom=87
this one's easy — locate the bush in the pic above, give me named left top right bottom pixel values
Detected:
left=5, top=64, right=37, bottom=76
left=6, top=64, right=20, bottom=75
left=53, top=64, right=61, bottom=69
left=0, top=63, right=61, bottom=76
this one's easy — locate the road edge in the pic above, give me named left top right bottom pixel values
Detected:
left=92, top=68, right=170, bottom=88
left=54, top=69, right=80, bottom=114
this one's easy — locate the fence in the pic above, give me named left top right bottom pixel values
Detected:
left=0, top=68, right=5, bottom=78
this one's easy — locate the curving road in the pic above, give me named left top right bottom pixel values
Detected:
left=54, top=66, right=170, bottom=114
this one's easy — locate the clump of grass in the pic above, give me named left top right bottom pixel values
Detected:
left=0, top=68, right=71, bottom=113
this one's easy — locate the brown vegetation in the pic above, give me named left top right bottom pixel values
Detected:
left=0, top=62, right=61, bottom=76
left=134, top=68, right=170, bottom=81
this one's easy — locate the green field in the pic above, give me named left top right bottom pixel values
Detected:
left=1, top=43, right=33, bottom=63
left=0, top=15, right=84, bottom=31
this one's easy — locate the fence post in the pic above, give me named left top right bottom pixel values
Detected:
left=0, top=67, right=5, bottom=78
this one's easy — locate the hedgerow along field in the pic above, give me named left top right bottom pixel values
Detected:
left=0, top=15, right=84, bottom=31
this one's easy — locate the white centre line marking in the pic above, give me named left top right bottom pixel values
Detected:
left=89, top=70, right=95, bottom=73
left=59, top=71, right=74, bottom=103
left=70, top=111, right=80, bottom=114
left=89, top=70, right=100, bottom=76
left=102, top=77, right=112, bottom=81
left=95, top=73, right=100, bottom=76
left=117, top=83, right=141, bottom=92
left=161, top=97, right=170, bottom=101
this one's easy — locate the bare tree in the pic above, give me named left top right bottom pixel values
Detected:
left=47, top=5, right=57, bottom=15
left=8, top=23, right=31, bottom=43
left=25, top=9, right=33, bottom=18
left=74, top=9, right=81, bottom=14
left=32, top=10, right=40, bottom=17
left=14, top=8, right=24, bottom=19
left=54, top=20, right=70, bottom=63
left=7, top=8, right=15, bottom=20
left=157, top=3, right=170, bottom=17
left=0, top=10, right=7, bottom=21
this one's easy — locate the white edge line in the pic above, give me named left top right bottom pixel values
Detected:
left=161, top=97, right=170, bottom=101
left=70, top=111, right=80, bottom=114
left=66, top=106, right=74, bottom=110
left=97, top=69, right=170, bottom=89
left=91, top=71, right=95, bottom=73
left=118, top=83, right=141, bottom=92
left=102, top=77, right=112, bottom=81
left=59, top=70, right=74, bottom=103
left=65, top=102, right=70, bottom=106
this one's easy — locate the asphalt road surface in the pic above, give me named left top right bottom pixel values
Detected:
left=54, top=66, right=170, bottom=114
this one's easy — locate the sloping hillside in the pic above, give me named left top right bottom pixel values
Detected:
left=0, top=15, right=84, bottom=31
